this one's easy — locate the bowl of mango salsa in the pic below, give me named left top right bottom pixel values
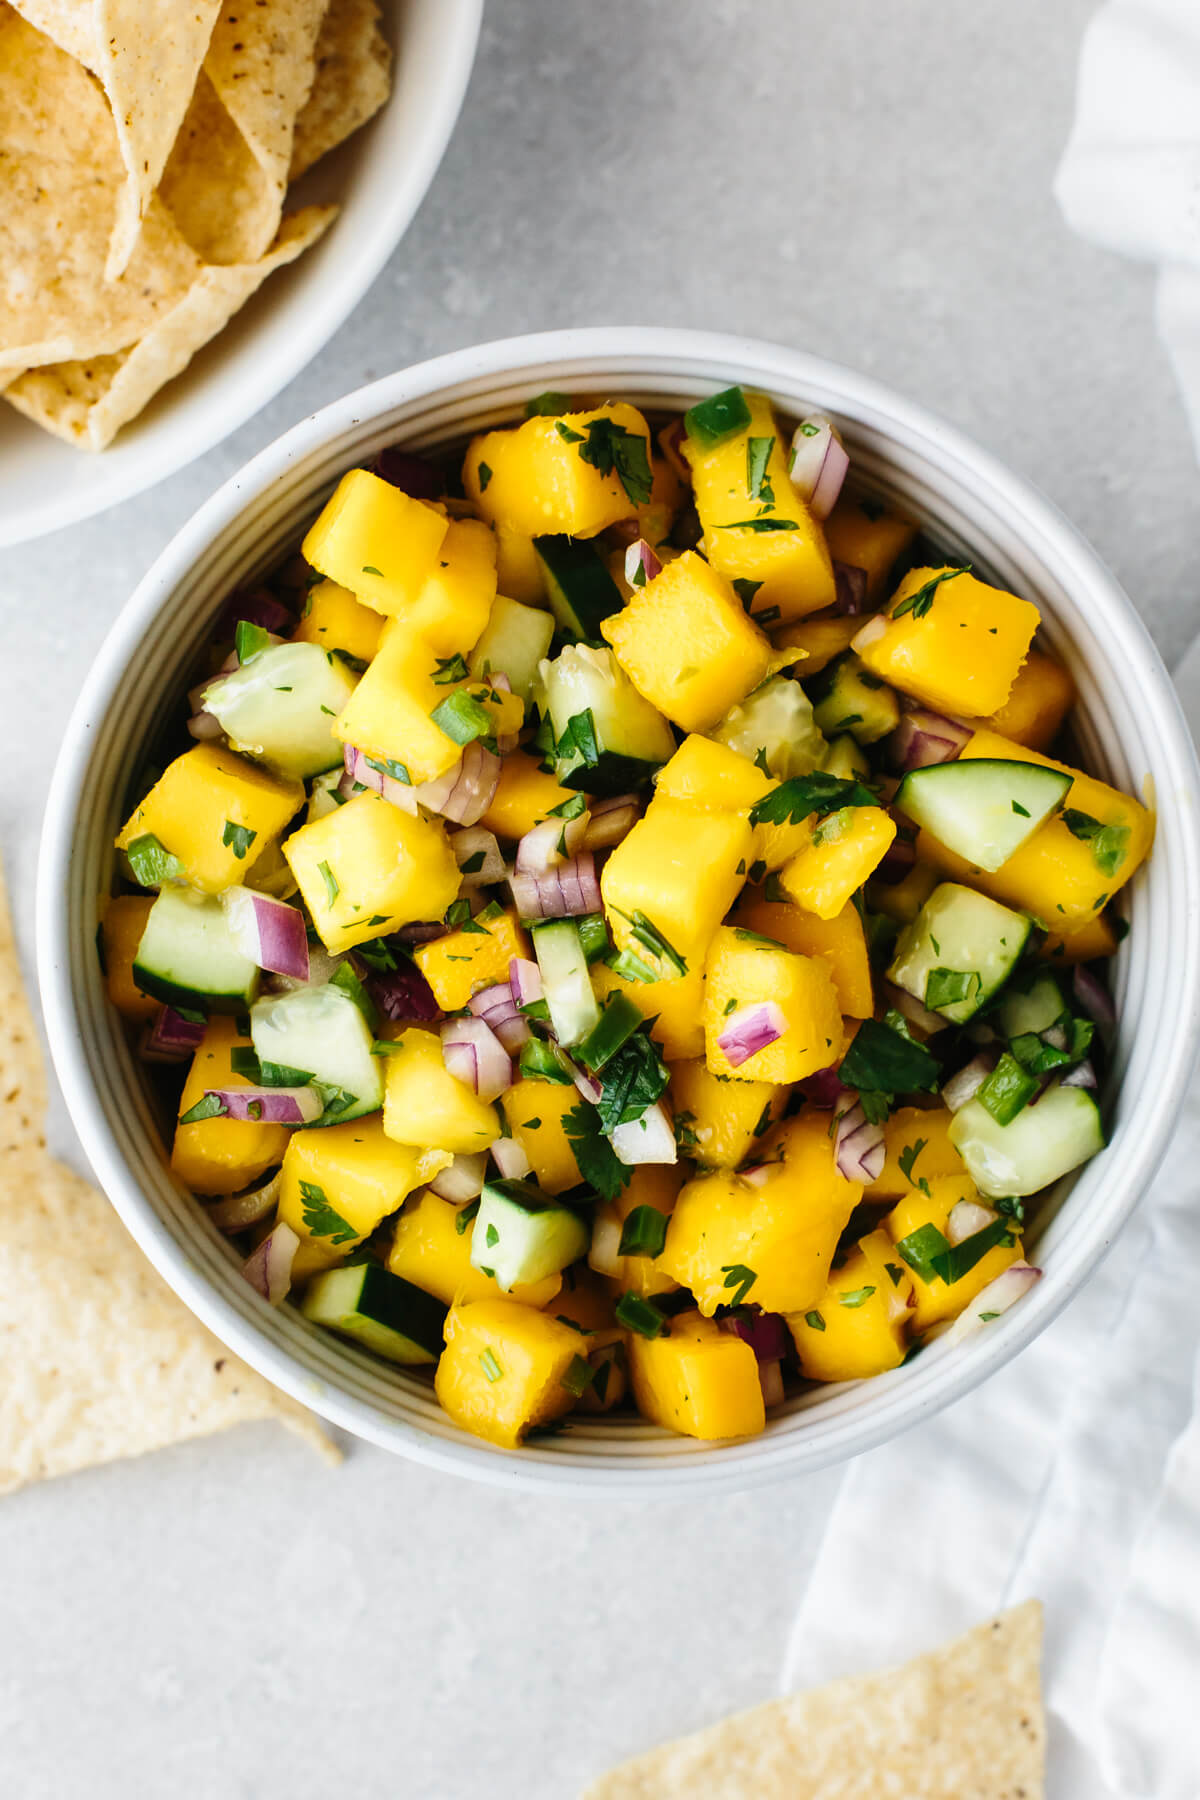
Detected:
left=40, top=330, right=1200, bottom=1493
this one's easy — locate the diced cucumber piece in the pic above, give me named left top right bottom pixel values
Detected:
left=471, top=1178, right=589, bottom=1290
left=576, top=992, right=643, bottom=1072
left=710, top=676, right=827, bottom=781
left=997, top=976, right=1065, bottom=1040
left=531, top=919, right=601, bottom=1046
left=533, top=536, right=623, bottom=640
left=897, top=758, right=1072, bottom=873
left=889, top=882, right=1031, bottom=1025
left=250, top=983, right=382, bottom=1123
left=468, top=593, right=555, bottom=701
left=306, top=767, right=345, bottom=823
left=810, top=652, right=900, bottom=745
left=133, top=885, right=260, bottom=1014
left=300, top=1263, right=447, bottom=1364
left=203, top=641, right=358, bottom=780
left=577, top=913, right=611, bottom=964
left=822, top=732, right=871, bottom=782
left=540, top=644, right=676, bottom=796
left=949, top=1083, right=1105, bottom=1198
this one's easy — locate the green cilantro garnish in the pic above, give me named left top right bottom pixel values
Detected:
left=746, top=435, right=775, bottom=503
left=749, top=771, right=879, bottom=828
left=299, top=1180, right=357, bottom=1245
left=560, top=1354, right=596, bottom=1397
left=563, top=1104, right=629, bottom=1202
left=838, top=1286, right=876, bottom=1308
left=570, top=418, right=653, bottom=506
left=897, top=1139, right=931, bottom=1196
left=365, top=754, right=412, bottom=784
left=732, top=578, right=763, bottom=609
left=526, top=390, right=571, bottom=417
left=1012, top=800, right=1030, bottom=817
left=234, top=619, right=271, bottom=664
left=361, top=565, right=383, bottom=578
left=612, top=908, right=687, bottom=978
left=455, top=1199, right=481, bottom=1235
left=479, top=1348, right=504, bottom=1383
left=179, top=1093, right=226, bottom=1125
left=839, top=1018, right=939, bottom=1124
left=720, top=1263, right=757, bottom=1305
left=316, top=860, right=339, bottom=907
left=477, top=462, right=493, bottom=492
left=432, top=653, right=470, bottom=685
left=221, top=820, right=257, bottom=861
left=1060, top=809, right=1130, bottom=876
left=891, top=566, right=971, bottom=620
left=923, top=966, right=980, bottom=1012
left=718, top=517, right=799, bottom=533
left=592, top=1031, right=670, bottom=1135
left=804, top=1310, right=826, bottom=1331
left=556, top=708, right=601, bottom=768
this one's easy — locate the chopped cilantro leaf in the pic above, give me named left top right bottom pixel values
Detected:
left=316, top=860, right=339, bottom=907
left=720, top=1263, right=757, bottom=1305
left=749, top=771, right=879, bottom=828
left=563, top=1104, right=629, bottom=1201
left=221, top=820, right=257, bottom=861
left=432, top=653, right=470, bottom=685
left=891, top=566, right=971, bottom=620
left=299, top=1180, right=357, bottom=1245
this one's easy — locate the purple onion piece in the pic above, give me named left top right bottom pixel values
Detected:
left=835, top=1102, right=886, bottom=1184
left=507, top=854, right=602, bottom=920
left=889, top=707, right=971, bottom=773
left=797, top=1066, right=855, bottom=1110
left=366, top=958, right=441, bottom=1022
left=623, top=538, right=663, bottom=590
left=1073, top=964, right=1116, bottom=1030
left=833, top=561, right=868, bottom=615
left=1060, top=1059, right=1098, bottom=1089
left=717, top=1002, right=787, bottom=1070
left=242, top=1222, right=299, bottom=1305
left=215, top=587, right=294, bottom=639
left=441, top=1017, right=513, bottom=1103
left=223, top=889, right=310, bottom=980
left=491, top=1136, right=532, bottom=1180
left=206, top=1171, right=282, bottom=1235
left=942, top=1052, right=995, bottom=1113
left=415, top=742, right=501, bottom=826
left=509, top=958, right=544, bottom=1008
left=206, top=1086, right=323, bottom=1125
left=148, top=1005, right=207, bottom=1057
left=722, top=1308, right=790, bottom=1363
left=373, top=446, right=442, bottom=500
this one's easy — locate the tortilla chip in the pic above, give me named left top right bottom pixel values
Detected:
left=5, top=0, right=95, bottom=65
left=97, top=0, right=224, bottom=280
left=160, top=69, right=288, bottom=267
left=5, top=204, right=336, bottom=449
left=195, top=0, right=330, bottom=262
left=582, top=1602, right=1045, bottom=1800
left=290, top=0, right=391, bottom=180
left=0, top=864, right=337, bottom=1495
left=0, top=11, right=204, bottom=376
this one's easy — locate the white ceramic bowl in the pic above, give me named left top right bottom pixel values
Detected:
left=0, top=0, right=482, bottom=549
left=38, top=328, right=1200, bottom=1497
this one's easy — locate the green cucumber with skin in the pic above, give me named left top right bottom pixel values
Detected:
left=540, top=643, right=676, bottom=796
left=133, top=886, right=260, bottom=1014
left=470, top=1178, right=589, bottom=1291
left=533, top=536, right=623, bottom=640
left=301, top=1264, right=447, bottom=1363
left=897, top=758, right=1072, bottom=873
left=949, top=1082, right=1105, bottom=1198
left=888, top=882, right=1031, bottom=1025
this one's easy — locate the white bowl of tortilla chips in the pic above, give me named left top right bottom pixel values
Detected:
left=0, top=0, right=482, bottom=547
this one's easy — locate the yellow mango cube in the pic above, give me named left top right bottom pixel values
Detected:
left=653, top=733, right=771, bottom=813
left=668, top=1059, right=784, bottom=1168
left=333, top=630, right=467, bottom=785
left=602, top=551, right=771, bottom=733
left=966, top=647, right=1076, bottom=752
left=278, top=1116, right=447, bottom=1281
left=1040, top=911, right=1120, bottom=965
left=866, top=856, right=939, bottom=924
left=822, top=490, right=920, bottom=604
left=381, top=1027, right=499, bottom=1154
left=292, top=578, right=384, bottom=664
left=703, top=925, right=845, bottom=1082
left=637, top=450, right=686, bottom=546
left=479, top=751, right=577, bottom=842
left=733, top=893, right=873, bottom=1018
left=775, top=614, right=861, bottom=676
left=500, top=1077, right=584, bottom=1195
left=385, top=517, right=497, bottom=656
left=493, top=522, right=546, bottom=603
left=661, top=1111, right=856, bottom=1315
left=853, top=567, right=1040, bottom=717
left=302, top=469, right=449, bottom=618
left=435, top=1298, right=584, bottom=1447
left=778, top=805, right=896, bottom=920
left=463, top=403, right=652, bottom=539
left=602, top=800, right=752, bottom=973
left=591, top=1164, right=682, bottom=1299
left=590, top=961, right=706, bottom=1062
left=917, top=728, right=1154, bottom=929
left=886, top=1177, right=1023, bottom=1330
left=684, top=392, right=837, bottom=623
left=283, top=791, right=459, bottom=954
left=171, top=1017, right=292, bottom=1196
left=415, top=906, right=529, bottom=1012
left=627, top=1310, right=765, bottom=1440
left=101, top=895, right=158, bottom=1023
left=867, top=1105, right=965, bottom=1203
left=387, top=1189, right=561, bottom=1309
left=117, top=744, right=303, bottom=895
left=787, top=1229, right=913, bottom=1382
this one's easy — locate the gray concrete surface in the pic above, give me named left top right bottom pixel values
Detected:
left=1, top=2, right=1196, bottom=1795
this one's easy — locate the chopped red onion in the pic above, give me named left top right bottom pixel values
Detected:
left=587, top=1212, right=623, bottom=1278
left=583, top=796, right=638, bottom=851
left=145, top=1005, right=206, bottom=1060
left=365, top=957, right=441, bottom=1023
left=852, top=615, right=889, bottom=655
left=221, top=888, right=310, bottom=980
left=943, top=1053, right=995, bottom=1113
left=186, top=709, right=224, bottom=741
left=451, top=827, right=506, bottom=887
left=206, top=1085, right=324, bottom=1125
left=206, top=1171, right=282, bottom=1235
left=429, top=1153, right=489, bottom=1204
left=1073, top=965, right=1116, bottom=1030
left=483, top=672, right=521, bottom=753
left=412, top=741, right=501, bottom=826
left=739, top=1164, right=772, bottom=1188
left=571, top=1062, right=603, bottom=1106
left=946, top=1199, right=997, bottom=1245
left=835, top=1102, right=886, bottom=1183
left=889, top=708, right=971, bottom=772
left=508, top=853, right=602, bottom=919
left=216, top=587, right=294, bottom=639
left=441, top=1017, right=513, bottom=1102
left=623, top=538, right=663, bottom=590
left=872, top=832, right=918, bottom=887
left=242, top=1221, right=299, bottom=1305
left=659, top=416, right=690, bottom=481
left=722, top=1309, right=789, bottom=1363
left=798, top=1066, right=855, bottom=1110
left=491, top=1136, right=532, bottom=1180
left=509, top=958, right=544, bottom=1008
left=788, top=415, right=849, bottom=519
left=882, top=980, right=945, bottom=1039
left=188, top=650, right=237, bottom=718
left=516, top=812, right=589, bottom=874
left=610, top=1101, right=677, bottom=1166
left=266, top=943, right=344, bottom=994
left=1061, top=1059, right=1098, bottom=1090
left=758, top=1358, right=785, bottom=1408
left=468, top=981, right=531, bottom=1053
left=373, top=445, right=441, bottom=499
left=717, top=1001, right=787, bottom=1070
left=946, top=1263, right=1042, bottom=1343
left=832, top=561, right=868, bottom=615
left=397, top=921, right=447, bottom=946
left=343, top=744, right=419, bottom=814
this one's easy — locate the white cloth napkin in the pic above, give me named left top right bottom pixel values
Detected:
left=781, top=641, right=1200, bottom=1798
left=1055, top=0, right=1200, bottom=453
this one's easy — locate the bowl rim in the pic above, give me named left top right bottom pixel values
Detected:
left=0, top=0, right=484, bottom=550
left=36, top=327, right=1200, bottom=1497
